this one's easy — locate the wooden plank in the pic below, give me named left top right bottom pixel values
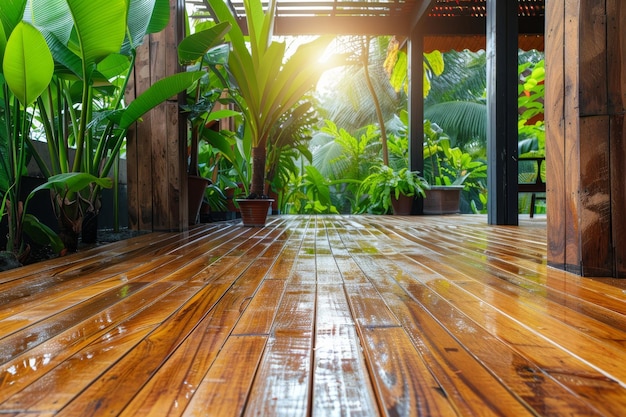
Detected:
left=563, top=0, right=583, bottom=274
left=360, top=326, right=459, bottom=416
left=0, top=280, right=206, bottom=410
left=579, top=115, right=612, bottom=276
left=350, top=254, right=540, bottom=416
left=118, top=258, right=275, bottom=416
left=544, top=0, right=567, bottom=270
left=182, top=335, right=267, bottom=417
left=344, top=282, right=399, bottom=328
left=312, top=284, right=379, bottom=417
left=46, top=252, right=263, bottom=416
left=244, top=285, right=316, bottom=416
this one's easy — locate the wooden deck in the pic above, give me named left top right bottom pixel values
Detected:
left=1, top=214, right=626, bottom=416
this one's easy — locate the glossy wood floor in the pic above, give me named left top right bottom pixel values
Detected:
left=1, top=214, right=626, bottom=416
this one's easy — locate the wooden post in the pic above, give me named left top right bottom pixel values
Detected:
left=486, top=0, right=519, bottom=225
left=408, top=21, right=425, bottom=213
left=126, top=0, right=189, bottom=232
left=545, top=0, right=623, bottom=276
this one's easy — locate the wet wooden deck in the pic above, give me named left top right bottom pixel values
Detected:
left=1, top=214, right=626, bottom=416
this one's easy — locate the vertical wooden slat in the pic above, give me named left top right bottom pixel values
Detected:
left=409, top=21, right=424, bottom=214
left=578, top=1, right=611, bottom=275
left=545, top=0, right=566, bottom=270
left=126, top=0, right=188, bottom=232
left=607, top=0, right=626, bottom=277
left=562, top=0, right=582, bottom=274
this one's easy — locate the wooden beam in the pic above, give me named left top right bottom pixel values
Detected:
left=270, top=16, right=412, bottom=36
left=127, top=0, right=189, bottom=232
left=486, top=0, right=519, bottom=225
left=409, top=21, right=425, bottom=214
left=422, top=15, right=544, bottom=36
left=545, top=0, right=625, bottom=277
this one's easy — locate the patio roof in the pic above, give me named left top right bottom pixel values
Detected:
left=187, top=0, right=545, bottom=38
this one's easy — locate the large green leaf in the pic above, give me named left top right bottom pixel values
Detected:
left=30, top=172, right=113, bottom=196
left=146, top=0, right=170, bottom=34
left=22, top=213, right=64, bottom=253
left=27, top=0, right=73, bottom=44
left=0, top=0, right=26, bottom=38
left=178, top=22, right=231, bottom=64
left=3, top=22, right=53, bottom=106
left=66, top=0, right=127, bottom=70
left=120, top=71, right=204, bottom=129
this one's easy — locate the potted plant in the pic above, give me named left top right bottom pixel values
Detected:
left=178, top=22, right=236, bottom=224
left=11, top=0, right=205, bottom=251
left=208, top=0, right=345, bottom=226
left=358, top=165, right=428, bottom=215
left=423, top=120, right=486, bottom=214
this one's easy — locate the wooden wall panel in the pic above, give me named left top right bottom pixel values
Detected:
left=545, top=0, right=566, bottom=269
left=579, top=116, right=612, bottom=276
left=608, top=0, right=626, bottom=276
left=127, top=41, right=155, bottom=231
left=577, top=0, right=612, bottom=275
left=126, top=0, right=188, bottom=232
left=547, top=0, right=626, bottom=277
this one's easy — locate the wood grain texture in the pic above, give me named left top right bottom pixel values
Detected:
left=2, top=216, right=626, bottom=416
left=545, top=0, right=566, bottom=270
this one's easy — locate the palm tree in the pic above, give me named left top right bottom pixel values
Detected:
left=424, top=50, right=488, bottom=151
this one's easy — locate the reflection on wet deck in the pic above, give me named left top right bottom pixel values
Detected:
left=1, top=214, right=626, bottom=416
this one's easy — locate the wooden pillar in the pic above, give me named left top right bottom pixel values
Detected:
left=545, top=0, right=625, bottom=277
left=126, top=0, right=189, bottom=232
left=486, top=0, right=519, bottom=225
left=408, top=21, right=425, bottom=213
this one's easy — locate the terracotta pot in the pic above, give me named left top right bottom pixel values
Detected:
left=423, top=185, right=463, bottom=215
left=390, top=193, right=415, bottom=215
left=236, top=199, right=274, bottom=226
left=188, top=175, right=210, bottom=225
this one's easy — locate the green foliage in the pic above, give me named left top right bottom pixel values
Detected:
left=283, top=165, right=360, bottom=214
left=384, top=37, right=443, bottom=97
left=423, top=120, right=486, bottom=187
left=208, top=0, right=344, bottom=196
left=0, top=0, right=205, bottom=257
left=312, top=120, right=380, bottom=181
left=518, top=59, right=545, bottom=157
left=357, top=165, right=428, bottom=214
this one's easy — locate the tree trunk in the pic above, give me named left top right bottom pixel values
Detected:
left=250, top=146, right=267, bottom=198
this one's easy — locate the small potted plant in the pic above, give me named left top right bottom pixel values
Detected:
left=358, top=165, right=429, bottom=215
left=423, top=121, right=486, bottom=214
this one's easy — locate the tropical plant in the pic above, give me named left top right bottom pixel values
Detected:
left=518, top=58, right=545, bottom=157
left=0, top=21, right=69, bottom=262
left=283, top=165, right=359, bottom=214
left=357, top=165, right=428, bottom=214
left=385, top=36, right=444, bottom=99
left=423, top=120, right=486, bottom=187
left=265, top=99, right=318, bottom=210
left=208, top=0, right=344, bottom=201
left=18, top=0, right=204, bottom=250
left=177, top=22, right=235, bottom=178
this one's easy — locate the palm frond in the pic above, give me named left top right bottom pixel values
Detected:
left=424, top=101, right=486, bottom=148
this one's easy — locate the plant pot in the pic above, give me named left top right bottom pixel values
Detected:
left=391, top=193, right=415, bottom=215
left=236, top=199, right=273, bottom=227
left=423, top=185, right=464, bottom=215
left=188, top=175, right=210, bottom=225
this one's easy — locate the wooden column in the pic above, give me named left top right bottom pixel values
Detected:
left=486, top=0, right=519, bottom=225
left=126, top=0, right=189, bottom=232
left=545, top=0, right=626, bottom=276
left=408, top=21, right=425, bottom=213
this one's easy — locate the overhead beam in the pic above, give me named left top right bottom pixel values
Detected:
left=423, top=15, right=544, bottom=36
left=272, top=16, right=412, bottom=35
